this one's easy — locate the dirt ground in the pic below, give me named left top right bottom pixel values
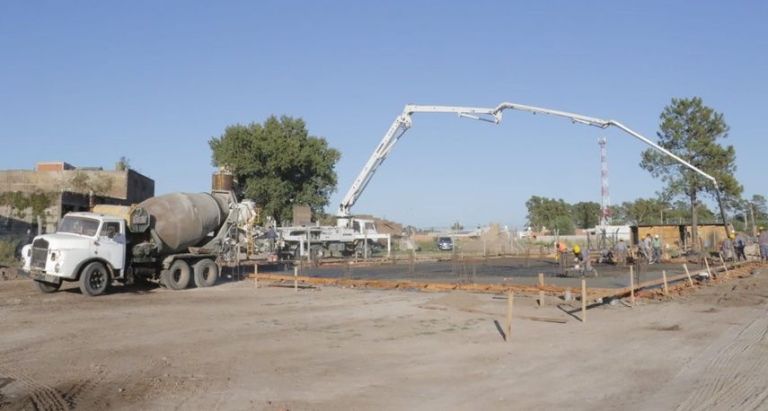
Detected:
left=2, top=265, right=768, bottom=410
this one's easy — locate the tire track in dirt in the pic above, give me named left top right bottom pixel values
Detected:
left=0, top=367, right=68, bottom=411
left=644, top=309, right=768, bottom=410
left=676, top=313, right=768, bottom=410
left=0, top=365, right=107, bottom=411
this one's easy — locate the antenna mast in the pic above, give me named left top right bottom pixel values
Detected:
left=598, top=137, right=611, bottom=226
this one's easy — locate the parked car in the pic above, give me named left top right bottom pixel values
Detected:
left=437, top=237, right=453, bottom=251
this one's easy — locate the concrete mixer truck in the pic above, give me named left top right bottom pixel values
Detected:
left=21, top=190, right=266, bottom=296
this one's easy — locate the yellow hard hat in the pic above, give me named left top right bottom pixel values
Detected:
left=573, top=245, right=581, bottom=253
left=729, top=234, right=735, bottom=239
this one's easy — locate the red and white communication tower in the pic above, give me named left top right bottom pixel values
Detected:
left=598, top=137, right=611, bottom=226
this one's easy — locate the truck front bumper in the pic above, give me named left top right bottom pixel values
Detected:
left=20, top=269, right=62, bottom=285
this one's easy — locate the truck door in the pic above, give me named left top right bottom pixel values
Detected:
left=97, top=221, right=126, bottom=273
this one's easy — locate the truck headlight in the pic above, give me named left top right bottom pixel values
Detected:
left=55, top=263, right=61, bottom=273
left=50, top=252, right=57, bottom=261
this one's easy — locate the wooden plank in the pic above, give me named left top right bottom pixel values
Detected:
left=662, top=270, right=669, bottom=295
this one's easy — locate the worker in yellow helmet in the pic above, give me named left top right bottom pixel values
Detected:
left=572, top=244, right=582, bottom=264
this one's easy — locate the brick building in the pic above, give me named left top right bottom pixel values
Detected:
left=0, top=161, right=154, bottom=235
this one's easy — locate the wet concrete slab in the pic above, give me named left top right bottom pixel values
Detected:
left=274, top=257, right=708, bottom=290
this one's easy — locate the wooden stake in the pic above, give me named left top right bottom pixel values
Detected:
left=629, top=265, right=635, bottom=306
left=719, top=255, right=729, bottom=277
left=254, top=264, right=258, bottom=288
left=683, top=264, right=694, bottom=287
left=506, top=291, right=513, bottom=342
left=538, top=273, right=544, bottom=287
left=704, top=257, right=712, bottom=278
left=581, top=278, right=587, bottom=323
left=662, top=270, right=669, bottom=296
left=294, top=266, right=298, bottom=292
left=538, top=290, right=545, bottom=307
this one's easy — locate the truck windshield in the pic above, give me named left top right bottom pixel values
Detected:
left=58, top=216, right=100, bottom=237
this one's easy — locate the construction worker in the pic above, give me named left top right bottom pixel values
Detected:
left=652, top=234, right=662, bottom=263
left=734, top=233, right=747, bottom=262
left=555, top=241, right=567, bottom=262
left=615, top=239, right=628, bottom=265
left=759, top=228, right=768, bottom=262
left=573, top=244, right=583, bottom=269
left=642, top=233, right=653, bottom=264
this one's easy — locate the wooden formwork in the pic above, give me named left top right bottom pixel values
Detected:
left=250, top=261, right=767, bottom=305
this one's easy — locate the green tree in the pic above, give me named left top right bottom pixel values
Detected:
left=525, top=196, right=573, bottom=233
left=552, top=215, right=575, bottom=235
left=209, top=115, right=341, bottom=224
left=571, top=201, right=601, bottom=229
left=640, top=97, right=741, bottom=250
left=451, top=221, right=464, bottom=231
left=616, top=198, right=669, bottom=225
left=751, top=195, right=768, bottom=228
left=115, top=156, right=131, bottom=171
left=737, top=194, right=768, bottom=234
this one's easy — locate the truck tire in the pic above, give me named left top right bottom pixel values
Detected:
left=163, top=260, right=191, bottom=290
left=35, top=279, right=61, bottom=293
left=193, top=259, right=218, bottom=288
left=79, top=262, right=110, bottom=296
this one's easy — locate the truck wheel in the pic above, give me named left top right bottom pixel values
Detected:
left=35, top=280, right=61, bottom=293
left=79, top=262, right=110, bottom=296
left=193, top=259, right=218, bottom=287
left=163, top=260, right=191, bottom=290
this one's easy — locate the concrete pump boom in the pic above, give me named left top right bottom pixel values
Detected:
left=338, top=101, right=730, bottom=237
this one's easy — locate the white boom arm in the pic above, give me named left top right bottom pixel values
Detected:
left=338, top=101, right=728, bottom=235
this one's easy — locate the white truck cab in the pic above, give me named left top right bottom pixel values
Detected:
left=22, top=212, right=126, bottom=296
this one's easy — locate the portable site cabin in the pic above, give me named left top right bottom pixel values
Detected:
left=630, top=223, right=727, bottom=251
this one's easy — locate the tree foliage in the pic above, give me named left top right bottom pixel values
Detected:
left=640, top=97, right=741, bottom=247
left=571, top=201, right=601, bottom=229
left=732, top=194, right=768, bottom=232
left=525, top=196, right=575, bottom=234
left=115, top=156, right=131, bottom=171
left=751, top=195, right=768, bottom=225
left=611, top=197, right=716, bottom=225
left=209, top=115, right=341, bottom=224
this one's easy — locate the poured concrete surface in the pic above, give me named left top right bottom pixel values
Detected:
left=280, top=256, right=710, bottom=289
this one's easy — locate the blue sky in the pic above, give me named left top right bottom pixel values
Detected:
left=1, top=1, right=766, bottom=228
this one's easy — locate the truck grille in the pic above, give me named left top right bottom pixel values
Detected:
left=31, top=238, right=48, bottom=269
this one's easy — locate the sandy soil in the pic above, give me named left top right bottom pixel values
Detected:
left=1, top=265, right=768, bottom=410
